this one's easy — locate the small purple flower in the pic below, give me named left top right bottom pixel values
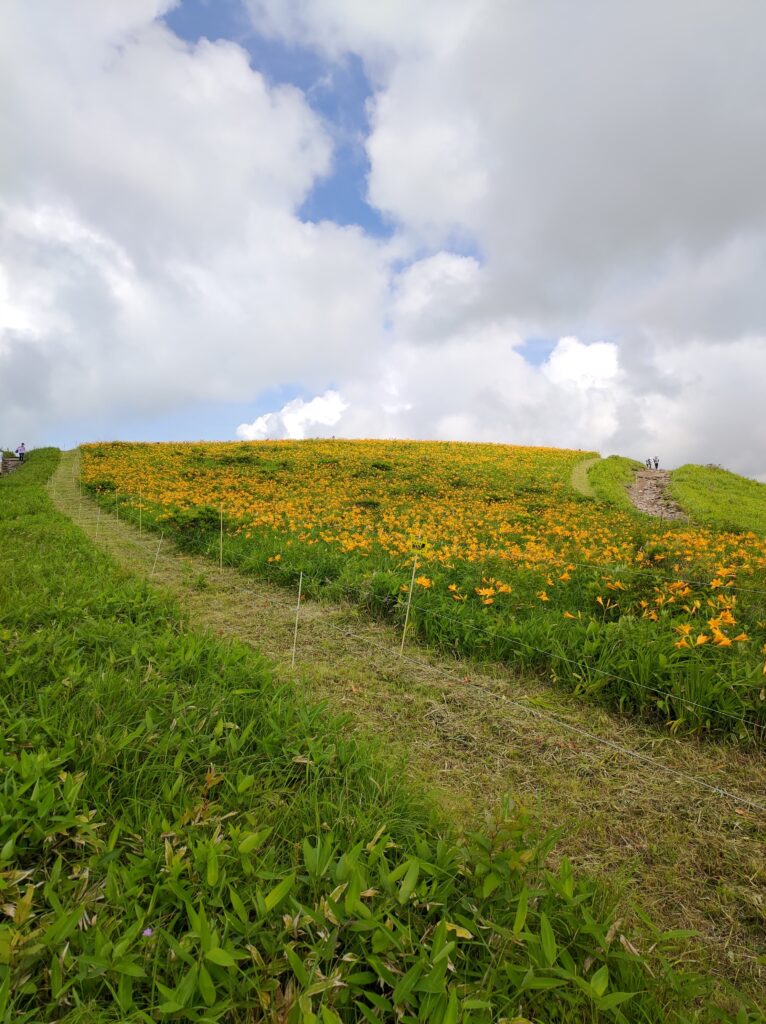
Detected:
left=142, top=927, right=154, bottom=937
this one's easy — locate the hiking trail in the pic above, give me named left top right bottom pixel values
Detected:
left=629, top=469, right=686, bottom=520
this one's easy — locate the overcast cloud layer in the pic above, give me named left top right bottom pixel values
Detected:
left=2, top=1, right=765, bottom=475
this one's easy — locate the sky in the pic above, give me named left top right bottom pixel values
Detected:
left=2, top=1, right=766, bottom=476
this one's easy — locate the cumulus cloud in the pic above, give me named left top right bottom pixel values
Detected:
left=244, top=332, right=624, bottom=453
left=0, top=1, right=388, bottom=441
left=390, top=253, right=483, bottom=342
left=244, top=0, right=766, bottom=475
left=237, top=389, right=347, bottom=439
left=3, top=0, right=766, bottom=477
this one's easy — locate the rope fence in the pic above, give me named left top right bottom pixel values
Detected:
left=50, top=483, right=766, bottom=736
left=47, top=471, right=766, bottom=817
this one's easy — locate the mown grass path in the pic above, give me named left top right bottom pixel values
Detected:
left=50, top=451, right=766, bottom=1009
left=569, top=456, right=600, bottom=497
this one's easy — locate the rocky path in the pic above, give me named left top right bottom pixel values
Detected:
left=628, top=469, right=686, bottom=520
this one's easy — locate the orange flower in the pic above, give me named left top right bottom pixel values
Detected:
left=695, top=634, right=710, bottom=646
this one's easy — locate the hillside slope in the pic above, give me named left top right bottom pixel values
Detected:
left=669, top=464, right=766, bottom=535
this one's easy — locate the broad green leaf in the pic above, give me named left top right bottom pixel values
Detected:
left=590, top=963, right=609, bottom=998
left=197, top=963, right=216, bottom=1007
left=596, top=990, right=637, bottom=1011
left=397, top=860, right=420, bottom=905
left=228, top=885, right=248, bottom=924
left=157, top=1000, right=185, bottom=1014
left=206, top=844, right=219, bottom=887
left=264, top=873, right=295, bottom=912
left=481, top=872, right=502, bottom=898
left=442, top=988, right=459, bottom=1024
left=112, top=959, right=145, bottom=978
left=285, top=944, right=310, bottom=987
left=392, top=960, right=423, bottom=1006
left=238, top=826, right=272, bottom=855
left=204, top=946, right=236, bottom=968
left=539, top=913, right=558, bottom=967
left=513, top=887, right=529, bottom=935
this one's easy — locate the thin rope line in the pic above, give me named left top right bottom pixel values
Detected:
left=404, top=600, right=765, bottom=731
left=285, top=608, right=766, bottom=815
left=69, top=504, right=765, bottom=733
left=53, top=478, right=766, bottom=733
left=49, top=472, right=766, bottom=813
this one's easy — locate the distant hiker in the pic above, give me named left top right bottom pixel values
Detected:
left=645, top=458, right=651, bottom=469
left=16, top=442, right=26, bottom=463
left=653, top=456, right=659, bottom=470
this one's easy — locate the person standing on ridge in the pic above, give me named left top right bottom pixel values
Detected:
left=16, top=442, right=26, bottom=463
left=653, top=456, right=659, bottom=469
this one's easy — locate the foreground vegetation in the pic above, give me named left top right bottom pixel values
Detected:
left=2, top=450, right=736, bottom=1022
left=669, top=464, right=766, bottom=536
left=82, top=441, right=766, bottom=737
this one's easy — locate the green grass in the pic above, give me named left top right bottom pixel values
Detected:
left=569, top=457, right=600, bottom=498
left=85, top=443, right=766, bottom=739
left=669, top=465, right=766, bottom=535
left=587, top=457, right=644, bottom=509
left=1, top=451, right=738, bottom=1022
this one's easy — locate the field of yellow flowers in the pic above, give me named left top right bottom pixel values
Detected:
left=82, top=440, right=766, bottom=737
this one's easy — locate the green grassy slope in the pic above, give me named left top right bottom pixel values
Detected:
left=669, top=464, right=766, bottom=535
left=80, top=442, right=766, bottom=737
left=0, top=451, right=719, bottom=1022
left=587, top=456, right=644, bottom=508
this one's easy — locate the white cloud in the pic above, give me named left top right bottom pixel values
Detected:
left=390, top=253, right=483, bottom=342
left=0, top=2, right=391, bottom=441
left=3, top=1, right=766, bottom=478
left=242, top=0, right=766, bottom=476
left=543, top=337, right=619, bottom=391
left=245, top=0, right=474, bottom=71
left=237, top=389, right=347, bottom=439
left=246, top=331, right=625, bottom=454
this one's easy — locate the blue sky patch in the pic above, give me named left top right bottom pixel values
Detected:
left=46, top=386, right=299, bottom=449
left=518, top=337, right=556, bottom=367
left=165, top=0, right=390, bottom=237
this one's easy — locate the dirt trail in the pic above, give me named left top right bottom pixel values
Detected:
left=48, top=451, right=765, bottom=1005
left=629, top=469, right=686, bottom=520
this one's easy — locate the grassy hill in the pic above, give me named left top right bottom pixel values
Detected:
left=81, top=440, right=766, bottom=737
left=587, top=456, right=644, bottom=508
left=669, top=464, right=766, bottom=535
